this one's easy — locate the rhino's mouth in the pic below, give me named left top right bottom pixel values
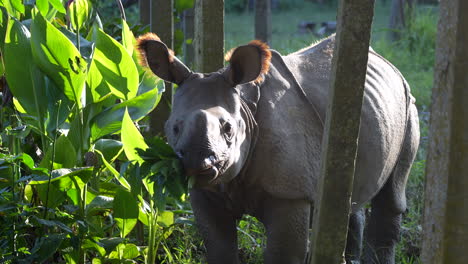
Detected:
left=187, top=158, right=228, bottom=187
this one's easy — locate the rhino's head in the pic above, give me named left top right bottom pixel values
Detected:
left=137, top=33, right=271, bottom=189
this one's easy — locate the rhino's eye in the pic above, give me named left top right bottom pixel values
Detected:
left=173, top=125, right=180, bottom=135
left=222, top=122, right=233, bottom=139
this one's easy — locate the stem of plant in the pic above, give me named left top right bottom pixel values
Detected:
left=116, top=0, right=127, bottom=21
left=43, top=100, right=61, bottom=220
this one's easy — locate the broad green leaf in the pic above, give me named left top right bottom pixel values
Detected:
left=113, top=190, right=138, bottom=219
left=121, top=109, right=148, bottom=164
left=36, top=0, right=49, bottom=16
left=137, top=70, right=164, bottom=95
left=4, top=18, right=48, bottom=117
left=44, top=77, right=72, bottom=133
left=90, top=87, right=160, bottom=140
left=114, top=218, right=137, bottom=238
left=121, top=20, right=134, bottom=56
left=49, top=0, right=66, bottom=13
left=86, top=195, right=113, bottom=217
left=87, top=28, right=138, bottom=103
left=113, top=189, right=138, bottom=237
left=158, top=211, right=174, bottom=228
left=95, top=150, right=131, bottom=190
left=0, top=7, right=9, bottom=53
left=28, top=233, right=66, bottom=263
left=39, top=135, right=77, bottom=169
left=30, top=12, right=87, bottom=107
left=59, top=27, right=95, bottom=60
left=93, top=139, right=123, bottom=162
left=30, top=167, right=93, bottom=186
left=137, top=198, right=151, bottom=226
left=108, top=243, right=139, bottom=259
left=10, top=0, right=24, bottom=14
left=34, top=218, right=73, bottom=233
left=0, top=0, right=18, bottom=18
left=82, top=239, right=106, bottom=257
left=68, top=0, right=90, bottom=31
left=29, top=167, right=92, bottom=207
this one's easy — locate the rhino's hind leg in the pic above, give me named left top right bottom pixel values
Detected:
left=363, top=105, right=419, bottom=264
left=190, top=189, right=240, bottom=264
left=346, top=208, right=365, bottom=264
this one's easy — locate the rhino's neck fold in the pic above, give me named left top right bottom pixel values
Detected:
left=237, top=97, right=259, bottom=180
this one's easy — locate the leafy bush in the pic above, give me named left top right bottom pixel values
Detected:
left=0, top=0, right=189, bottom=263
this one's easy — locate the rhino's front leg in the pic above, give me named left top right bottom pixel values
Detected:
left=260, top=197, right=311, bottom=264
left=190, top=189, right=239, bottom=264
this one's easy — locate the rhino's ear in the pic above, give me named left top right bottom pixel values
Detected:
left=224, top=40, right=271, bottom=86
left=137, top=33, right=191, bottom=84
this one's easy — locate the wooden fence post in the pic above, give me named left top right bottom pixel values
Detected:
left=308, top=0, right=375, bottom=263
left=148, top=0, right=174, bottom=136
left=183, top=8, right=195, bottom=68
left=255, top=0, right=271, bottom=44
left=421, top=0, right=468, bottom=263
left=194, top=0, right=224, bottom=73
left=139, top=0, right=150, bottom=25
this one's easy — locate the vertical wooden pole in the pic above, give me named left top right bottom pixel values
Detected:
left=421, top=0, right=468, bottom=263
left=148, top=0, right=174, bottom=136
left=139, top=0, right=150, bottom=25
left=255, top=0, right=271, bottom=44
left=183, top=8, right=195, bottom=68
left=194, top=0, right=224, bottom=73
left=308, top=0, right=375, bottom=264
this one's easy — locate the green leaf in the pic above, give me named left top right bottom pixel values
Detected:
left=175, top=0, right=194, bottom=13
left=113, top=189, right=138, bottom=237
left=30, top=11, right=87, bottom=107
left=157, top=211, right=174, bottom=228
left=0, top=7, right=9, bottom=53
left=28, top=233, right=66, bottom=263
left=90, top=87, right=160, bottom=140
left=121, top=109, right=148, bottom=164
left=99, top=237, right=124, bottom=255
left=113, top=189, right=138, bottom=219
left=86, top=195, right=113, bottom=216
left=87, top=28, right=138, bottom=103
left=121, top=19, right=134, bottom=56
left=49, top=0, right=66, bottom=13
left=82, top=238, right=106, bottom=257
left=10, top=0, right=25, bottom=14
left=36, top=0, right=49, bottom=16
left=95, top=149, right=131, bottom=190
left=4, top=18, right=47, bottom=117
left=34, top=217, right=73, bottom=233
left=58, top=26, right=95, bottom=60
left=39, top=135, right=77, bottom=170
left=68, top=0, right=90, bottom=31
left=93, top=139, right=123, bottom=162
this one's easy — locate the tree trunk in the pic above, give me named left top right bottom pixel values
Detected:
left=388, top=0, right=405, bottom=41
left=194, top=0, right=224, bottom=73
left=255, top=0, right=272, bottom=44
left=308, top=0, right=375, bottom=263
left=148, top=0, right=174, bottom=136
left=421, top=0, right=468, bottom=263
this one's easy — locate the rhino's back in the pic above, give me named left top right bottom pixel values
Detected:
left=245, top=36, right=409, bottom=211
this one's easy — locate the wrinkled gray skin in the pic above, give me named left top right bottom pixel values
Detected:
left=138, top=35, right=419, bottom=264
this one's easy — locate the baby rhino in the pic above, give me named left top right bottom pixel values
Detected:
left=137, top=33, right=419, bottom=264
